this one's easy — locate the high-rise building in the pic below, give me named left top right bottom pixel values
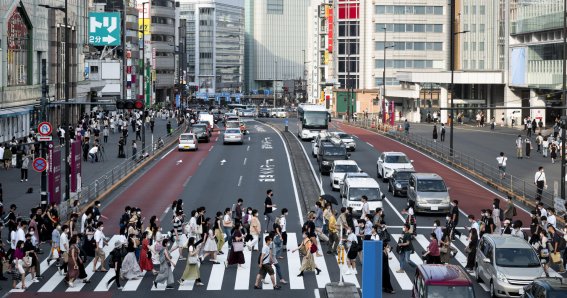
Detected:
left=244, top=0, right=307, bottom=93
left=179, top=0, right=244, bottom=97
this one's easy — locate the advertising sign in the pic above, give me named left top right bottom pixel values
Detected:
left=88, top=12, right=121, bottom=46
left=48, top=143, right=62, bottom=204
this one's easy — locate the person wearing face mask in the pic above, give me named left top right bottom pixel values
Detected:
left=279, top=208, right=288, bottom=250
left=422, top=233, right=441, bottom=264
left=396, top=224, right=415, bottom=273
left=466, top=215, right=479, bottom=239
left=501, top=220, right=512, bottom=234
left=247, top=210, right=261, bottom=251
left=547, top=208, right=557, bottom=228
left=511, top=220, right=525, bottom=240
left=92, top=222, right=108, bottom=272
left=119, top=206, right=131, bottom=236
left=382, top=244, right=395, bottom=294
left=242, top=207, right=253, bottom=234
left=433, top=220, right=443, bottom=243
left=464, top=228, right=478, bottom=272
left=483, top=209, right=495, bottom=236
left=530, top=210, right=538, bottom=236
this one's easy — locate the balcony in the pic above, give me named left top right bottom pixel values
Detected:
left=152, top=5, right=175, bottom=18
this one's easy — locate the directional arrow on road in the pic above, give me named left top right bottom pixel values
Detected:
left=265, top=159, right=274, bottom=166
left=220, top=159, right=227, bottom=166
left=176, top=160, right=183, bottom=166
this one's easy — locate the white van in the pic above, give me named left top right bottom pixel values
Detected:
left=340, top=177, right=384, bottom=215
left=198, top=112, right=214, bottom=130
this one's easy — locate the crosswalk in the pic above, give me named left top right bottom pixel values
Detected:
left=9, top=232, right=486, bottom=293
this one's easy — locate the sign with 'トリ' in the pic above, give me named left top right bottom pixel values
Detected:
left=88, top=12, right=121, bottom=46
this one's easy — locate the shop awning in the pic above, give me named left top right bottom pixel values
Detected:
left=0, top=106, right=33, bottom=118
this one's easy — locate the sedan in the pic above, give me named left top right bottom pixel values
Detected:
left=178, top=133, right=198, bottom=151
left=223, top=128, right=243, bottom=145
left=388, top=169, right=415, bottom=197
left=377, top=152, right=414, bottom=182
left=241, top=109, right=256, bottom=117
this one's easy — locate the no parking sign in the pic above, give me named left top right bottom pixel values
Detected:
left=32, top=157, right=48, bottom=172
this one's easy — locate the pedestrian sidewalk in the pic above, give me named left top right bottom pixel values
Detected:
left=0, top=118, right=173, bottom=219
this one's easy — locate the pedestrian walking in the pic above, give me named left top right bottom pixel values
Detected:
left=525, top=137, right=532, bottom=158
left=179, top=237, right=205, bottom=286
left=264, top=189, right=276, bottom=233
left=345, top=227, right=358, bottom=275
left=66, top=235, right=80, bottom=287
left=516, top=135, right=523, bottom=159
left=92, top=222, right=108, bottom=272
left=422, top=233, right=441, bottom=264
left=396, top=224, right=415, bottom=273
left=131, top=140, right=137, bottom=161
left=106, top=240, right=125, bottom=289
left=550, top=142, right=558, bottom=163
left=166, top=121, right=172, bottom=135
left=504, top=196, right=517, bottom=221
left=534, top=166, right=547, bottom=202
left=440, top=123, right=446, bottom=142
left=404, top=120, right=410, bottom=135
left=118, top=137, right=125, bottom=158
left=120, top=234, right=143, bottom=280
left=543, top=137, right=549, bottom=157
left=432, top=124, right=438, bottom=143
left=154, top=238, right=176, bottom=289
left=222, top=208, right=234, bottom=248
left=103, top=126, right=109, bottom=143
left=214, top=212, right=225, bottom=254
left=247, top=210, right=261, bottom=251
left=464, top=228, right=478, bottom=271
left=496, top=152, right=507, bottom=179
left=225, top=222, right=246, bottom=268
left=253, top=235, right=281, bottom=289
left=382, top=244, right=395, bottom=294
left=293, top=232, right=322, bottom=276
left=536, top=133, right=543, bottom=152
left=20, top=155, right=29, bottom=182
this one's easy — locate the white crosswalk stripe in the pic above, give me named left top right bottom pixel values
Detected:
left=13, top=232, right=484, bottom=293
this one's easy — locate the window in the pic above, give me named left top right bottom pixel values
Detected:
left=478, top=60, right=484, bottom=69
left=414, top=24, right=425, bottom=32
left=433, top=42, right=442, bottom=51
left=90, top=66, right=99, bottom=73
left=434, top=6, right=443, bottom=15
left=472, top=43, right=476, bottom=51
left=479, top=42, right=485, bottom=51
left=375, top=77, right=399, bottom=86
left=415, top=6, right=425, bottom=14
left=200, top=52, right=212, bottom=59
left=464, top=24, right=469, bottom=31
left=394, top=42, right=405, bottom=50
left=464, top=5, right=468, bottom=14
left=464, top=42, right=468, bottom=51
left=463, top=60, right=468, bottom=69
left=394, top=24, right=405, bottom=32
left=433, top=24, right=443, bottom=32
left=480, top=5, right=486, bottom=15
left=267, top=0, right=283, bottom=14
left=394, top=6, right=405, bottom=14
left=414, top=42, right=425, bottom=51
left=376, top=5, right=385, bottom=14
left=480, top=24, right=485, bottom=32
left=414, top=60, right=425, bottom=68
left=7, top=8, right=31, bottom=86
left=471, top=24, right=476, bottom=32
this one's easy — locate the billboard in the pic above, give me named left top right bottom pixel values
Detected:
left=88, top=12, right=121, bottom=46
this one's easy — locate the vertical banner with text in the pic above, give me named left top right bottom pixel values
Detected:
left=70, top=137, right=82, bottom=193
left=48, top=143, right=61, bottom=204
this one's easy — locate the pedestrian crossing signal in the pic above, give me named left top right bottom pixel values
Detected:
left=116, top=100, right=138, bottom=110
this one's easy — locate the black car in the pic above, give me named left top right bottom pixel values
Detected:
left=318, top=143, right=349, bottom=175
left=521, top=277, right=567, bottom=298
left=191, top=124, right=210, bottom=142
left=258, top=108, right=270, bottom=118
left=387, top=169, right=415, bottom=197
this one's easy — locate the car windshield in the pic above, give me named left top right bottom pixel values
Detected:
left=226, top=129, right=241, bottom=134
left=395, top=172, right=413, bottom=180
left=495, top=248, right=541, bottom=267
left=303, top=112, right=328, bottom=128
left=180, top=135, right=193, bottom=141
left=226, top=122, right=239, bottom=128
left=323, top=147, right=346, bottom=156
left=349, top=188, right=382, bottom=201
left=337, top=133, right=352, bottom=139
left=426, top=286, right=475, bottom=298
left=385, top=155, right=410, bottom=163
left=192, top=127, right=205, bottom=133
left=334, top=165, right=359, bottom=173
left=416, top=180, right=447, bottom=192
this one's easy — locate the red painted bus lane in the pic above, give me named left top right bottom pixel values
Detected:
left=339, top=123, right=532, bottom=225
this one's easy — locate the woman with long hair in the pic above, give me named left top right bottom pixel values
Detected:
left=179, top=237, right=205, bottom=286
left=226, top=222, right=246, bottom=269
left=139, top=231, right=156, bottom=274
left=154, top=238, right=177, bottom=289
left=465, top=228, right=479, bottom=271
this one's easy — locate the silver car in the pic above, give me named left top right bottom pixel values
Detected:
left=475, top=234, right=548, bottom=297
left=407, top=173, right=450, bottom=214
left=223, top=128, right=243, bottom=144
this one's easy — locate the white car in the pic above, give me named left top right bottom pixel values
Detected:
left=311, top=131, right=333, bottom=157
left=330, top=160, right=361, bottom=191
left=223, top=128, right=243, bottom=144
left=178, top=133, right=198, bottom=151
left=331, top=132, right=356, bottom=151
left=271, top=108, right=287, bottom=118
left=377, top=152, right=414, bottom=182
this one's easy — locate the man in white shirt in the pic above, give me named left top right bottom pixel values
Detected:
left=16, top=221, right=27, bottom=244
left=496, top=152, right=507, bottom=179
left=280, top=208, right=288, bottom=250
left=516, top=135, right=523, bottom=159
left=81, top=211, right=92, bottom=234
left=88, top=145, right=98, bottom=163
left=93, top=222, right=108, bottom=272
left=547, top=208, right=557, bottom=228
left=59, top=225, right=70, bottom=275
left=534, top=167, right=546, bottom=201
left=360, top=196, right=370, bottom=220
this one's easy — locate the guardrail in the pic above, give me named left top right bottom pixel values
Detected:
left=58, top=124, right=187, bottom=219
left=351, top=119, right=565, bottom=219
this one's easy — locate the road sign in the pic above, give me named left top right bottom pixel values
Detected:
left=33, top=157, right=48, bottom=173
left=37, top=136, right=53, bottom=142
left=38, top=122, right=52, bottom=136
left=88, top=12, right=121, bottom=46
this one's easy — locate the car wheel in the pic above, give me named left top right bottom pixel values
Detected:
left=388, top=183, right=392, bottom=193
left=382, top=172, right=388, bottom=183
left=377, top=166, right=382, bottom=178
left=474, top=265, right=482, bottom=283
left=490, top=281, right=496, bottom=298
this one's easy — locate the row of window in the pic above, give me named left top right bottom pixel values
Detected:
left=375, top=77, right=400, bottom=86
left=375, top=59, right=437, bottom=69
left=375, top=41, right=442, bottom=51
left=375, top=5, right=443, bottom=15
left=463, top=60, right=485, bottom=70
left=464, top=41, right=485, bottom=51
left=376, top=23, right=443, bottom=33
left=463, top=5, right=486, bottom=15
left=463, top=24, right=485, bottom=33
left=267, top=0, right=284, bottom=14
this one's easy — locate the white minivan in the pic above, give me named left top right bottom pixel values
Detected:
left=340, top=176, right=384, bottom=215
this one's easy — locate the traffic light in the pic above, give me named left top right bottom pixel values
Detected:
left=116, top=100, right=144, bottom=110
left=134, top=99, right=145, bottom=110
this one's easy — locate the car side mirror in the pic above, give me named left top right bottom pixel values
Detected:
left=483, top=257, right=491, bottom=264
left=447, top=187, right=451, bottom=191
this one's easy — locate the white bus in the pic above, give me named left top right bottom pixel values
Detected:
left=297, top=104, right=330, bottom=140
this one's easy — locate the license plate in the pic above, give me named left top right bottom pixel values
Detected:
left=431, top=206, right=439, bottom=211
left=184, top=146, right=190, bottom=149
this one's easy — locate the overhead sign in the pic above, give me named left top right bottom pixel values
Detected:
left=38, top=122, right=52, bottom=136
left=32, top=157, right=47, bottom=172
left=89, top=12, right=121, bottom=46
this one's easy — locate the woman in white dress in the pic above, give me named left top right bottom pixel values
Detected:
left=120, top=234, right=143, bottom=280
left=201, top=218, right=220, bottom=264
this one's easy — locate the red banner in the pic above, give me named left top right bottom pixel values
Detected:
left=328, top=9, right=334, bottom=53
left=48, top=143, right=61, bottom=204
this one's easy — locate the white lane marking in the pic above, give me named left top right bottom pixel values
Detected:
left=206, top=243, right=228, bottom=290
left=234, top=245, right=252, bottom=290
left=383, top=197, right=407, bottom=224
left=353, top=125, right=531, bottom=218
left=63, top=235, right=121, bottom=292
left=161, top=147, right=176, bottom=159
left=164, top=206, right=170, bottom=214
left=261, top=122, right=304, bottom=224
left=243, top=157, right=247, bottom=165
left=314, top=289, right=321, bottom=298
left=313, top=238, right=331, bottom=288
left=248, top=136, right=251, bottom=141
left=247, top=145, right=250, bottom=151
left=386, top=234, right=414, bottom=290
left=199, top=158, right=204, bottom=166
left=286, top=233, right=305, bottom=290
left=182, top=176, right=192, bottom=187
left=366, top=142, right=374, bottom=147
left=238, top=176, right=243, bottom=187
left=178, top=279, right=195, bottom=290
left=215, top=137, right=218, bottom=142
left=93, top=269, right=115, bottom=291
left=209, top=145, right=214, bottom=152
left=122, top=271, right=146, bottom=291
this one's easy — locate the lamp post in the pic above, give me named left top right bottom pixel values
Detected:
left=140, top=2, right=148, bottom=155
left=39, top=1, right=70, bottom=202
left=382, top=27, right=394, bottom=124
left=561, top=0, right=566, bottom=199
left=449, top=0, right=469, bottom=157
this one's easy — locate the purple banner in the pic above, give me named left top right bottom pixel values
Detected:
left=70, top=137, right=82, bottom=192
left=48, top=143, right=62, bottom=204
left=389, top=101, right=395, bottom=126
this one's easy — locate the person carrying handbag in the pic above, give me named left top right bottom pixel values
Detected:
left=179, top=237, right=205, bottom=286
left=225, top=222, right=245, bottom=269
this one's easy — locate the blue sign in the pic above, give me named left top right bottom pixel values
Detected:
left=362, top=241, right=383, bottom=298
left=175, top=94, right=180, bottom=108
left=89, top=12, right=121, bottom=46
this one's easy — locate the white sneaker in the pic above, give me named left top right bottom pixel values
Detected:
left=32, top=278, right=39, bottom=282
left=344, top=270, right=352, bottom=275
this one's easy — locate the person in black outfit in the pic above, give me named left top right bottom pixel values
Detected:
left=5, top=204, right=17, bottom=233
left=264, top=190, right=276, bottom=233
left=106, top=241, right=125, bottom=289
left=382, top=244, right=395, bottom=294
left=449, top=200, right=461, bottom=239
left=465, top=228, right=478, bottom=271
left=118, top=137, right=125, bottom=158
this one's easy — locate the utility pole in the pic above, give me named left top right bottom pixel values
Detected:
left=141, top=2, right=147, bottom=155
left=64, top=0, right=70, bottom=202
left=274, top=59, right=277, bottom=108
left=561, top=0, right=566, bottom=199
left=40, top=59, right=48, bottom=207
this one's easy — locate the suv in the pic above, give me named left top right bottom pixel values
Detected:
left=388, top=169, right=415, bottom=197
left=413, top=264, right=475, bottom=298
left=331, top=132, right=356, bottom=151
left=407, top=173, right=450, bottom=214
left=191, top=124, right=210, bottom=142
left=318, top=143, right=349, bottom=175
left=311, top=131, right=332, bottom=157
left=521, top=277, right=567, bottom=297
left=377, top=152, right=414, bottom=182
left=476, top=234, right=546, bottom=297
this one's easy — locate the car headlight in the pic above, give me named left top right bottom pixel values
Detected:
left=322, top=161, right=330, bottom=165
left=417, top=198, right=428, bottom=205
left=395, top=183, right=402, bottom=189
left=496, top=271, right=508, bottom=283
left=444, top=196, right=451, bottom=204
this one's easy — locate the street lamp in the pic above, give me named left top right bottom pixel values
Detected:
left=382, top=27, right=395, bottom=124
left=449, top=0, right=469, bottom=157
left=561, top=0, right=566, bottom=199
left=139, top=2, right=148, bottom=155
left=39, top=1, right=70, bottom=202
